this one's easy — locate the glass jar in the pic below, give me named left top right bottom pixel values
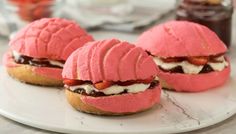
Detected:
left=5, top=0, right=56, bottom=22
left=176, top=0, right=234, bottom=48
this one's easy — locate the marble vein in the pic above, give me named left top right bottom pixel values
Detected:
left=163, top=90, right=201, bottom=125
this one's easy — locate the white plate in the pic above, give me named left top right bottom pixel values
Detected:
left=0, top=66, right=235, bottom=134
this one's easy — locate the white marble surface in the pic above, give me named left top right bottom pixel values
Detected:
left=0, top=12, right=235, bottom=134
left=0, top=65, right=235, bottom=134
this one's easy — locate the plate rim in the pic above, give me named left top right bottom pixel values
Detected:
left=0, top=66, right=235, bottom=134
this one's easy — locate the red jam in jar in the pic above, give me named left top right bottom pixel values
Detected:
left=176, top=0, right=234, bottom=48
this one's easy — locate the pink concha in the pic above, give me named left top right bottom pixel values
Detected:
left=9, top=18, right=94, bottom=60
left=62, top=39, right=157, bottom=83
left=137, top=21, right=227, bottom=57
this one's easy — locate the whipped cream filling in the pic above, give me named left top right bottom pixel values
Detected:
left=153, top=56, right=228, bottom=74
left=12, top=51, right=64, bottom=67
left=66, top=83, right=151, bottom=95
left=32, top=58, right=64, bottom=67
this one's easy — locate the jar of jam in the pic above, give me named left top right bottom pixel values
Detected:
left=6, top=0, right=55, bottom=22
left=176, top=0, right=234, bottom=48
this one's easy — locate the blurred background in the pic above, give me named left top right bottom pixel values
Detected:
left=0, top=0, right=235, bottom=47
left=0, top=1, right=235, bottom=133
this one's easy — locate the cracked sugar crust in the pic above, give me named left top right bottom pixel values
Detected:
left=9, top=18, right=94, bottom=60
left=62, top=38, right=157, bottom=83
left=137, top=21, right=227, bottom=58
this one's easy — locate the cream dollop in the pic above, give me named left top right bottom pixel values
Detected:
left=208, top=56, right=228, bottom=71
left=67, top=83, right=151, bottom=95
left=153, top=56, right=228, bottom=74
left=48, top=60, right=64, bottom=67
left=12, top=51, right=21, bottom=61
